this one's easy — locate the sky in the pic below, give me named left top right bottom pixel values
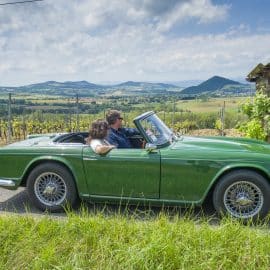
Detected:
left=0, top=0, right=270, bottom=86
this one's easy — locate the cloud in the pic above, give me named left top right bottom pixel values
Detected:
left=132, top=0, right=184, bottom=16
left=0, top=0, right=268, bottom=85
left=156, top=0, right=230, bottom=32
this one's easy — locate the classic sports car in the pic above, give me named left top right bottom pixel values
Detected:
left=0, top=111, right=270, bottom=220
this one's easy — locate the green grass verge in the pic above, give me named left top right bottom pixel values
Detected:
left=0, top=210, right=269, bottom=269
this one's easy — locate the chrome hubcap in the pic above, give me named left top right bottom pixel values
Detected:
left=34, top=172, right=67, bottom=206
left=224, top=181, right=263, bottom=218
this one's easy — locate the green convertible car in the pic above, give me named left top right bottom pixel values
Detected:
left=0, top=111, right=270, bottom=220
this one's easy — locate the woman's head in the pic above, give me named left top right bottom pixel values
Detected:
left=89, top=119, right=109, bottom=140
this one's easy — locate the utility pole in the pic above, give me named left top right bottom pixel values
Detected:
left=221, top=101, right=225, bottom=136
left=172, top=99, right=176, bottom=128
left=76, top=94, right=79, bottom=132
left=7, top=93, right=12, bottom=143
left=66, top=98, right=72, bottom=132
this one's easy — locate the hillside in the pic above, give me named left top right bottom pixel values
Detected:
left=181, top=76, right=248, bottom=95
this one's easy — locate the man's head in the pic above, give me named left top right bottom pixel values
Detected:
left=106, top=110, right=123, bottom=129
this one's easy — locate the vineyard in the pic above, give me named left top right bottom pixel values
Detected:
left=0, top=111, right=247, bottom=145
left=0, top=114, right=94, bottom=143
left=0, top=94, right=256, bottom=144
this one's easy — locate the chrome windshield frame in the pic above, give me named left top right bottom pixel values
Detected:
left=134, top=111, right=174, bottom=147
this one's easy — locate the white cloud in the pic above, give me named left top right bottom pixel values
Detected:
left=0, top=0, right=269, bottom=85
left=156, top=0, right=229, bottom=32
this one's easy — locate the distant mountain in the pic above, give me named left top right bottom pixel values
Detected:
left=20, top=80, right=102, bottom=91
left=181, top=76, right=243, bottom=95
left=0, top=80, right=180, bottom=96
left=0, top=80, right=105, bottom=97
left=26, top=80, right=101, bottom=89
left=0, top=77, right=253, bottom=97
left=164, top=80, right=203, bottom=88
left=116, top=81, right=178, bottom=89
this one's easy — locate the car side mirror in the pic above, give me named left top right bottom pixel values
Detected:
left=145, top=143, right=157, bottom=152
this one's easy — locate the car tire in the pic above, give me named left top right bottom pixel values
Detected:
left=213, top=169, right=270, bottom=220
left=27, top=162, right=78, bottom=212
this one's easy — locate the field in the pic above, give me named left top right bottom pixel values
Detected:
left=176, top=97, right=247, bottom=113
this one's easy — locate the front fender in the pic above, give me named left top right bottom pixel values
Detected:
left=201, top=163, right=270, bottom=202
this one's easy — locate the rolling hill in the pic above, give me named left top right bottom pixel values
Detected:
left=0, top=80, right=181, bottom=96
left=0, top=76, right=254, bottom=97
left=181, top=76, right=244, bottom=95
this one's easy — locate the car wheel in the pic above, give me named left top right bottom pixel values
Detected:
left=213, top=170, right=270, bottom=220
left=27, top=162, right=78, bottom=212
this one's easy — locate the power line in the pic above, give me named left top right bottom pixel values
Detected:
left=0, top=0, right=44, bottom=6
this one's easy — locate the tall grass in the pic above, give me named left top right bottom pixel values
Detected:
left=0, top=209, right=269, bottom=269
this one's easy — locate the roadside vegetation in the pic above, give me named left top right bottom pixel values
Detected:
left=0, top=210, right=270, bottom=269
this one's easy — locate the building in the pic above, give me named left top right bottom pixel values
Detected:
left=246, top=63, right=270, bottom=96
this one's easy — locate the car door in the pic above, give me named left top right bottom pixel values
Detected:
left=83, top=147, right=160, bottom=199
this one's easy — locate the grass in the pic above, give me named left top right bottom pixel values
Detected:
left=0, top=208, right=270, bottom=269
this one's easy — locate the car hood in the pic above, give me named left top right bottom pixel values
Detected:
left=171, top=136, right=270, bottom=154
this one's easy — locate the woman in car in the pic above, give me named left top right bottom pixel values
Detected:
left=88, top=119, right=115, bottom=154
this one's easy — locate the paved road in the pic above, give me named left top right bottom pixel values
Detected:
left=0, top=187, right=66, bottom=217
left=0, top=187, right=217, bottom=220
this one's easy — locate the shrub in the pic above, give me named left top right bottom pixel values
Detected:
left=239, top=88, right=270, bottom=141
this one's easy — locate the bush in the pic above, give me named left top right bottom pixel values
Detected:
left=239, top=119, right=267, bottom=141
left=239, top=88, right=270, bottom=141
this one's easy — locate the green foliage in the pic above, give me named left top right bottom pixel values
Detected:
left=173, top=120, right=197, bottom=133
left=214, top=119, right=222, bottom=131
left=240, top=88, right=270, bottom=141
left=239, top=119, right=267, bottom=141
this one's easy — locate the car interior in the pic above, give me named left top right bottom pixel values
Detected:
left=54, top=132, right=145, bottom=148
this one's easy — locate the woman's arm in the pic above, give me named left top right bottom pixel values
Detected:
left=95, top=144, right=115, bottom=154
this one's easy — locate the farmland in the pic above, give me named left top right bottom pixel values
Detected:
left=0, top=93, right=250, bottom=144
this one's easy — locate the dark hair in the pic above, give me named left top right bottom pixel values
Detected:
left=89, top=119, right=109, bottom=140
left=106, top=110, right=121, bottom=125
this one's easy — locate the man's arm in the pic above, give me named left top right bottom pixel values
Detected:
left=106, top=131, right=119, bottom=147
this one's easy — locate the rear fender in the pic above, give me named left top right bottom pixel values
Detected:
left=21, top=156, right=88, bottom=195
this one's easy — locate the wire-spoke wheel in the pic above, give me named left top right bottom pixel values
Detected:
left=34, top=172, right=67, bottom=207
left=27, top=162, right=78, bottom=212
left=223, top=181, right=263, bottom=218
left=213, top=170, right=270, bottom=220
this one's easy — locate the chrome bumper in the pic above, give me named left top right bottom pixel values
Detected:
left=0, top=179, right=16, bottom=187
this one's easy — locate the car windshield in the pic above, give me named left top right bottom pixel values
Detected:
left=140, top=113, right=175, bottom=145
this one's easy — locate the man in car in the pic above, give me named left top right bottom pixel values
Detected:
left=106, top=110, right=140, bottom=148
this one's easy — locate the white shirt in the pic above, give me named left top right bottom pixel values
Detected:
left=90, top=139, right=110, bottom=152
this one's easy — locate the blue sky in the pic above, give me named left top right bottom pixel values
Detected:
left=0, top=0, right=269, bottom=86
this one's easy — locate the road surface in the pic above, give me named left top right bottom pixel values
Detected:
left=0, top=187, right=217, bottom=219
